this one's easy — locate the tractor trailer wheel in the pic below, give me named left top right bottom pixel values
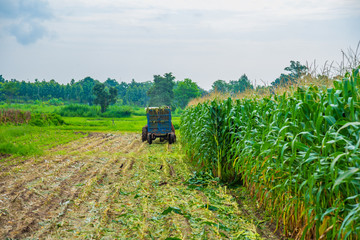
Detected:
left=147, top=133, right=152, bottom=144
left=168, top=133, right=175, bottom=144
left=142, top=126, right=148, bottom=142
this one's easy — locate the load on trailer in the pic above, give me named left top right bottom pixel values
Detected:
left=142, top=107, right=176, bottom=144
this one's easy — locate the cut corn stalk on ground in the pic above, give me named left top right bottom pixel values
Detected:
left=0, top=133, right=268, bottom=239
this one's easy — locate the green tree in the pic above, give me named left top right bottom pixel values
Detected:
left=174, top=78, right=201, bottom=108
left=272, top=61, right=308, bottom=87
left=212, top=80, right=228, bottom=93
left=284, top=60, right=308, bottom=79
left=117, top=82, right=128, bottom=97
left=78, top=77, right=98, bottom=105
left=229, top=74, right=253, bottom=93
left=92, top=83, right=118, bottom=113
left=147, top=73, right=175, bottom=107
left=124, top=80, right=152, bottom=106
left=272, top=74, right=292, bottom=87
left=104, top=78, right=119, bottom=88
left=0, top=82, right=3, bottom=101
left=1, top=81, right=19, bottom=103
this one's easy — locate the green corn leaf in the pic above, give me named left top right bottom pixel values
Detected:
left=324, top=115, right=336, bottom=125
left=321, top=207, right=337, bottom=221
left=332, top=168, right=359, bottom=190
left=337, top=122, right=360, bottom=133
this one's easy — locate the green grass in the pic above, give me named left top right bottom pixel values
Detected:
left=0, top=115, right=181, bottom=157
left=0, top=102, right=148, bottom=117
left=59, top=116, right=147, bottom=132
left=0, top=103, right=62, bottom=113
left=0, top=125, right=84, bottom=157
left=0, top=102, right=185, bottom=118
left=56, top=116, right=180, bottom=132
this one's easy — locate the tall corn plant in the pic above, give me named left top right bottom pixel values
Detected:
left=181, top=66, right=360, bottom=239
left=181, top=98, right=240, bottom=182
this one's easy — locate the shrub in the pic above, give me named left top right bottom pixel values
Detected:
left=101, top=105, right=133, bottom=118
left=48, top=98, right=64, bottom=106
left=29, top=113, right=65, bottom=126
left=57, top=104, right=99, bottom=117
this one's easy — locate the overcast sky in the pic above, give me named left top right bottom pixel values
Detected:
left=0, top=0, right=359, bottom=90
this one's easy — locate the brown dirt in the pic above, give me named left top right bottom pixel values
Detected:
left=0, top=132, right=273, bottom=239
left=230, top=190, right=286, bottom=240
left=0, top=132, right=139, bottom=239
left=0, top=153, right=11, bottom=160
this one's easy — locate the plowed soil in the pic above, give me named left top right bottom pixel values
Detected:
left=0, top=133, right=276, bottom=239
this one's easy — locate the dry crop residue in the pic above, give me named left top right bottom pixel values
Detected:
left=0, top=132, right=266, bottom=239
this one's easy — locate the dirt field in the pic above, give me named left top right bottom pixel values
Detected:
left=0, top=133, right=274, bottom=239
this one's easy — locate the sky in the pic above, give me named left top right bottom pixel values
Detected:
left=0, top=0, right=359, bottom=90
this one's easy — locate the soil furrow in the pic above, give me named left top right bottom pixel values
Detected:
left=1, top=133, right=267, bottom=239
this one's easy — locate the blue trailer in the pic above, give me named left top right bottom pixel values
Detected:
left=142, top=107, right=176, bottom=144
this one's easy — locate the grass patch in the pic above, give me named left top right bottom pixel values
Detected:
left=57, top=116, right=180, bottom=132
left=57, top=104, right=146, bottom=118
left=0, top=103, right=63, bottom=113
left=0, top=114, right=180, bottom=156
left=0, top=125, right=85, bottom=157
left=57, top=104, right=99, bottom=117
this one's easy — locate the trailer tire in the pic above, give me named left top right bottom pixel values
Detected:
left=142, top=126, right=148, bottom=142
left=147, top=133, right=152, bottom=144
left=169, top=133, right=175, bottom=144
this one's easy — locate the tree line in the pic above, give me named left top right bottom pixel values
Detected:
left=0, top=74, right=207, bottom=110
left=210, top=61, right=310, bottom=92
left=0, top=76, right=152, bottom=106
left=0, top=60, right=309, bottom=111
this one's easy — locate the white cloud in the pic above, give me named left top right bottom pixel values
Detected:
left=0, top=0, right=53, bottom=44
left=1, top=0, right=359, bottom=88
left=47, top=0, right=360, bottom=40
left=50, top=0, right=360, bottom=19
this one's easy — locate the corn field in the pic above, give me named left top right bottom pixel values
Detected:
left=181, top=66, right=360, bottom=239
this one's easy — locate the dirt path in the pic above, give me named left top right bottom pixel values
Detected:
left=0, top=133, right=276, bottom=239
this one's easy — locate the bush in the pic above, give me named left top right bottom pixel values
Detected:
left=172, top=122, right=180, bottom=130
left=132, top=106, right=146, bottom=116
left=173, top=108, right=183, bottom=117
left=57, top=104, right=99, bottom=117
left=48, top=98, right=64, bottom=106
left=101, top=105, right=133, bottom=118
left=29, top=113, right=65, bottom=126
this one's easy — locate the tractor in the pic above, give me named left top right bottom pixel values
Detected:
left=142, top=107, right=176, bottom=144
